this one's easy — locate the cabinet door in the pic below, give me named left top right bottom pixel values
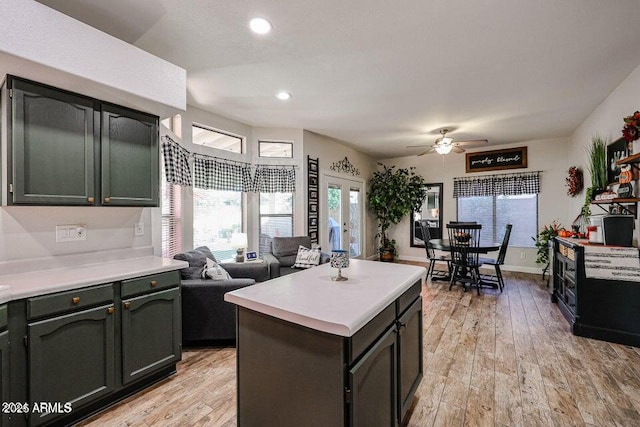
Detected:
left=0, top=330, right=9, bottom=427
left=397, top=297, right=423, bottom=424
left=121, top=287, right=181, bottom=385
left=10, top=78, right=96, bottom=205
left=349, top=325, right=398, bottom=427
left=28, top=305, right=115, bottom=426
left=101, top=104, right=159, bottom=207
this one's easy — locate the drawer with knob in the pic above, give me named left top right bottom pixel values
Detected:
left=27, top=283, right=115, bottom=320
left=121, top=271, right=180, bottom=298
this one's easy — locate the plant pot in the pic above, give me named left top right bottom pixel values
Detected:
left=379, top=248, right=395, bottom=262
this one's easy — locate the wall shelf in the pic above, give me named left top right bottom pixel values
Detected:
left=616, top=152, right=640, bottom=173
left=591, top=198, right=639, bottom=216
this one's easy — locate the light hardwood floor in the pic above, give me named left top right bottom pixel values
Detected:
left=79, top=264, right=640, bottom=426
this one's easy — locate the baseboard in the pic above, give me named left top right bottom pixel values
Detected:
left=396, top=255, right=542, bottom=275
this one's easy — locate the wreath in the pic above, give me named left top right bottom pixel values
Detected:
left=622, top=110, right=640, bottom=143
left=565, top=166, right=583, bottom=197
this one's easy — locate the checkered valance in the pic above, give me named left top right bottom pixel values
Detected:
left=251, top=166, right=296, bottom=192
left=161, top=136, right=192, bottom=186
left=193, top=154, right=253, bottom=191
left=453, top=171, right=541, bottom=198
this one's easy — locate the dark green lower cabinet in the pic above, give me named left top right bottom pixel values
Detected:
left=28, top=305, right=116, bottom=426
left=1, top=329, right=9, bottom=427
left=349, top=326, right=398, bottom=427
left=397, top=298, right=423, bottom=424
left=121, top=288, right=181, bottom=385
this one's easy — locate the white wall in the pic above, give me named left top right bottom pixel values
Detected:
left=569, top=63, right=640, bottom=245
left=303, top=131, right=378, bottom=259
left=380, top=138, right=570, bottom=273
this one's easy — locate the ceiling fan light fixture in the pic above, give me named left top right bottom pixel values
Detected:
left=435, top=144, right=453, bottom=155
left=276, top=91, right=291, bottom=100
left=249, top=17, right=272, bottom=34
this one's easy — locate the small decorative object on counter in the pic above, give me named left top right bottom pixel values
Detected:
left=330, top=250, right=349, bottom=281
left=565, top=166, right=583, bottom=197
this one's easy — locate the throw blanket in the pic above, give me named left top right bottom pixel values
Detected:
left=583, top=245, right=640, bottom=281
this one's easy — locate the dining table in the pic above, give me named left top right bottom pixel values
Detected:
left=427, top=239, right=501, bottom=286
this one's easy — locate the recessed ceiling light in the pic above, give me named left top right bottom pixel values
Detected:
left=276, top=91, right=291, bottom=100
left=250, top=17, right=272, bottom=34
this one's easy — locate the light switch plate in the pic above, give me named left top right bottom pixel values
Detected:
left=56, top=224, right=87, bottom=242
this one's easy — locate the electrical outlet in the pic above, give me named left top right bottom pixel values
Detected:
left=56, top=224, right=87, bottom=242
left=134, top=222, right=144, bottom=236
left=520, top=252, right=526, bottom=259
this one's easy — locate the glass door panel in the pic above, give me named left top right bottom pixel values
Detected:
left=327, top=184, right=342, bottom=251
left=324, top=176, right=363, bottom=258
left=349, top=188, right=361, bottom=257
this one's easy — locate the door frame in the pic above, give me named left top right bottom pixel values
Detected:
left=320, top=172, right=365, bottom=259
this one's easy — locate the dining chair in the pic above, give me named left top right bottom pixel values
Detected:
left=479, top=224, right=512, bottom=292
left=418, top=220, right=451, bottom=279
left=446, top=223, right=483, bottom=294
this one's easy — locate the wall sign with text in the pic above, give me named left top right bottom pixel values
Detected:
left=465, top=146, right=528, bottom=173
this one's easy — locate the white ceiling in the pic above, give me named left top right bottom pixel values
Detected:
left=37, top=0, right=640, bottom=158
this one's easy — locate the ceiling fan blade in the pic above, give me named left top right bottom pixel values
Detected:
left=452, top=146, right=466, bottom=153
left=455, top=139, right=488, bottom=146
left=406, top=144, right=430, bottom=148
left=417, top=148, right=436, bottom=156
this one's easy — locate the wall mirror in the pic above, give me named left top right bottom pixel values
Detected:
left=410, top=183, right=443, bottom=247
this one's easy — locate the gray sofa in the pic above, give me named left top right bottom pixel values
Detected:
left=262, top=236, right=330, bottom=278
left=174, top=246, right=268, bottom=344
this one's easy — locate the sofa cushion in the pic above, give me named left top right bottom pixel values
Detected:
left=272, top=236, right=312, bottom=258
left=202, top=258, right=231, bottom=280
left=174, top=246, right=217, bottom=280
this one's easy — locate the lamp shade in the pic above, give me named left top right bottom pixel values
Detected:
left=230, top=232, right=248, bottom=249
left=330, top=250, right=349, bottom=269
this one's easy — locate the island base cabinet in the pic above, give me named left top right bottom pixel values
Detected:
left=121, top=287, right=181, bottom=385
left=27, top=305, right=116, bottom=426
left=348, top=326, right=398, bottom=427
left=397, top=298, right=423, bottom=424
left=1, top=330, right=8, bottom=427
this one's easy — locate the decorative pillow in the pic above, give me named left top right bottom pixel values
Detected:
left=201, top=258, right=231, bottom=281
left=293, top=245, right=322, bottom=269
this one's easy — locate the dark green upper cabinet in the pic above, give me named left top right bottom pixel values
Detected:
left=5, top=76, right=160, bottom=207
left=101, top=104, right=159, bottom=207
left=9, top=77, right=97, bottom=205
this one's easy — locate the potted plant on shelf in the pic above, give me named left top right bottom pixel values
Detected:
left=586, top=134, right=608, bottom=202
left=368, top=164, right=427, bottom=262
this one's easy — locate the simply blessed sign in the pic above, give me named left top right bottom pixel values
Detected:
left=465, top=146, right=528, bottom=173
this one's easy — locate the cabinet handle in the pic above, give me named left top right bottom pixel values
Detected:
left=107, top=307, right=115, bottom=314
left=104, top=197, right=111, bottom=203
left=124, top=301, right=131, bottom=309
left=150, top=280, right=158, bottom=287
left=87, top=197, right=94, bottom=203
left=396, top=321, right=406, bottom=335
left=72, top=297, right=80, bottom=304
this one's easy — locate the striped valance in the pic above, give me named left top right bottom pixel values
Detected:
left=193, top=154, right=253, bottom=192
left=453, top=171, right=541, bottom=198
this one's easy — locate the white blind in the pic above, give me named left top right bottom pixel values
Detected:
left=457, top=194, right=537, bottom=247
left=161, top=161, right=182, bottom=258
left=259, top=192, right=293, bottom=254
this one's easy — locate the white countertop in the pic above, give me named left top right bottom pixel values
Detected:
left=0, top=256, right=188, bottom=301
left=224, top=259, right=426, bottom=337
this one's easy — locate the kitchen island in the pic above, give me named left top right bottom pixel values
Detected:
left=552, top=237, right=640, bottom=346
left=225, top=259, right=426, bottom=427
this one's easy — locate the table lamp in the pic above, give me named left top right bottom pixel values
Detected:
left=230, top=232, right=248, bottom=262
left=330, top=250, right=349, bottom=281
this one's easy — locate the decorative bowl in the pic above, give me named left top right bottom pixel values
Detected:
left=454, top=232, right=472, bottom=243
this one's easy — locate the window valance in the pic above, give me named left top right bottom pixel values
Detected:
left=453, top=171, right=541, bottom=198
left=161, top=136, right=192, bottom=186
left=161, top=136, right=296, bottom=192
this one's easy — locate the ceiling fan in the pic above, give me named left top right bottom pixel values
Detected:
left=407, top=129, right=488, bottom=156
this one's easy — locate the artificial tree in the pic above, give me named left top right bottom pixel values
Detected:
left=367, top=164, right=427, bottom=261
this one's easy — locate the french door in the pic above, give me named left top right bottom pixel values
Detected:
left=323, top=175, right=363, bottom=258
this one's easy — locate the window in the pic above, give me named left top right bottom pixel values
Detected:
left=259, top=141, right=293, bottom=158
left=193, top=189, right=243, bottom=261
left=457, top=194, right=537, bottom=247
left=259, top=192, right=293, bottom=253
left=192, top=124, right=243, bottom=153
